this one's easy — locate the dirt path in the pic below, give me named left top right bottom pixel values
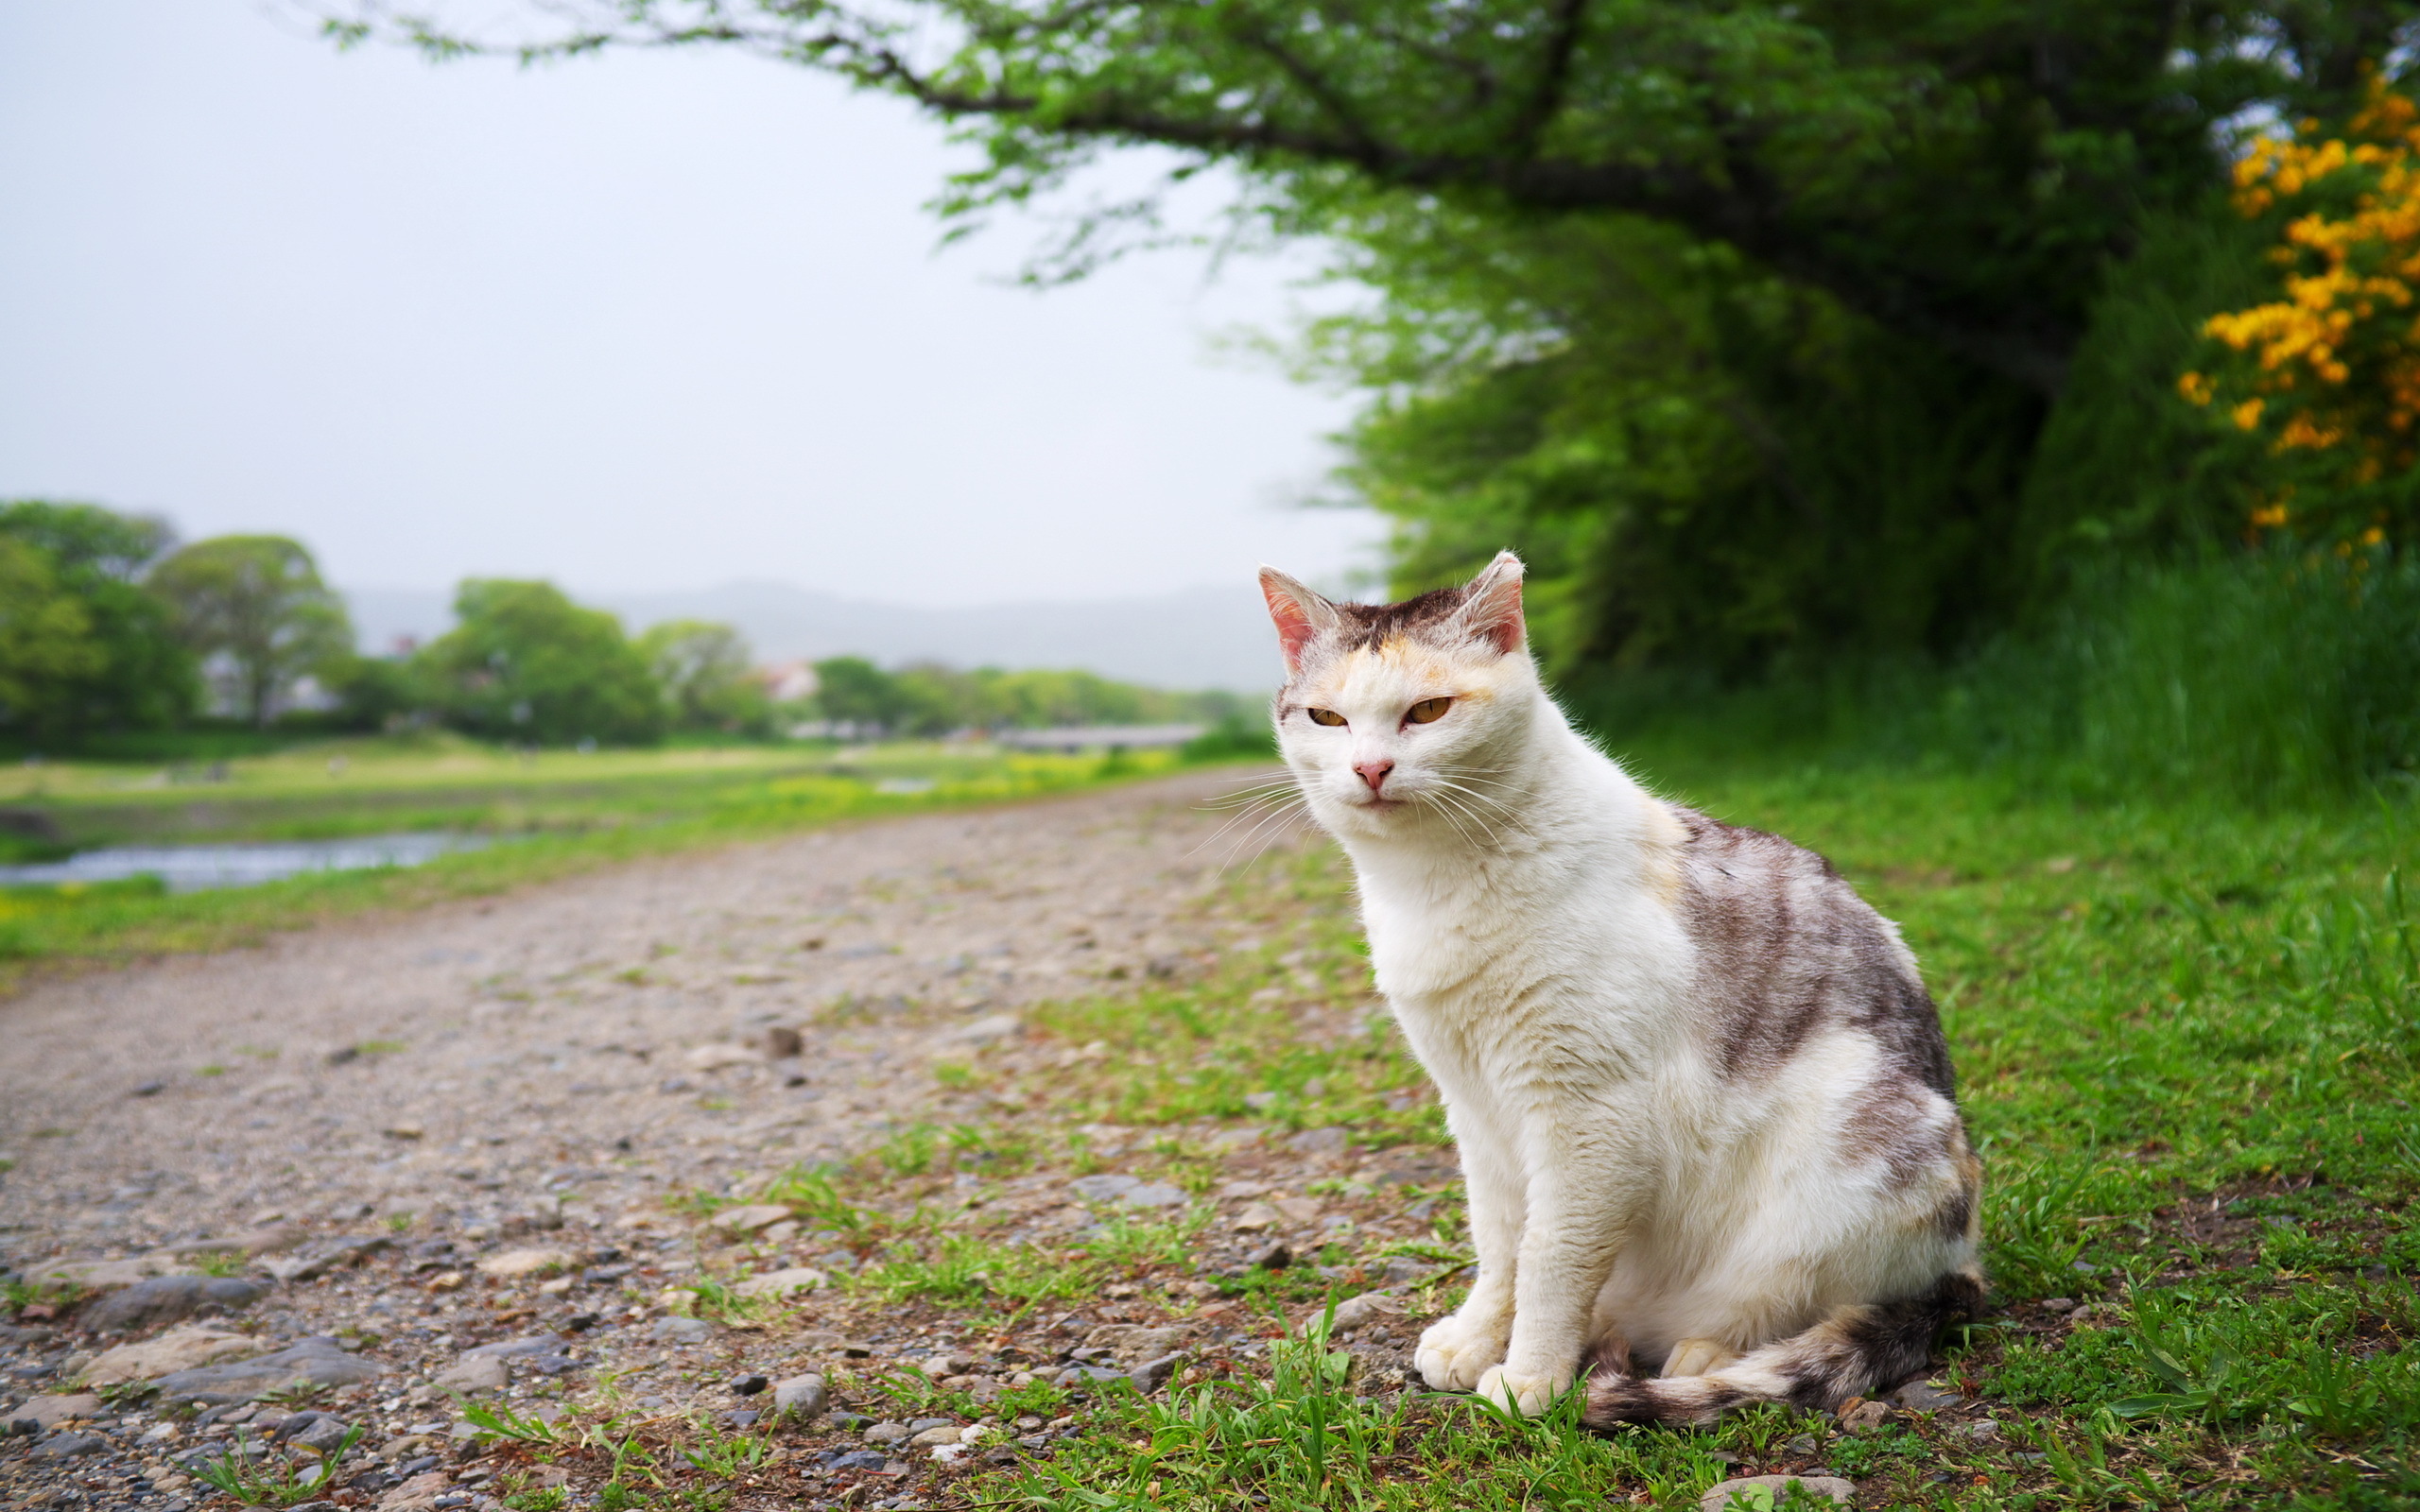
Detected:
left=1, top=768, right=1417, bottom=1512
left=0, top=767, right=1279, bottom=1263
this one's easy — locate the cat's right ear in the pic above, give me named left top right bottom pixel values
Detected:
left=1258, top=567, right=1340, bottom=676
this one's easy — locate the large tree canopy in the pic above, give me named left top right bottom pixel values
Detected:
left=335, top=0, right=2420, bottom=675
left=337, top=0, right=2412, bottom=392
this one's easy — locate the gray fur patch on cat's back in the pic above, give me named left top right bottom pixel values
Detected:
left=1666, top=806, right=1957, bottom=1099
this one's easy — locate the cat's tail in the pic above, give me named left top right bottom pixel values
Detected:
left=1581, top=1267, right=1986, bottom=1429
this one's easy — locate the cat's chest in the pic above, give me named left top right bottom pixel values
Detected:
left=1355, top=857, right=1685, bottom=1016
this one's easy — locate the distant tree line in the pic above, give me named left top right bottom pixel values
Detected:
left=0, top=500, right=1241, bottom=750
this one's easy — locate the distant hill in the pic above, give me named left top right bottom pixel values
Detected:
left=345, top=581, right=1288, bottom=695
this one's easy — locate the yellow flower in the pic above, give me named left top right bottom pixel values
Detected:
left=2233, top=398, right=2267, bottom=431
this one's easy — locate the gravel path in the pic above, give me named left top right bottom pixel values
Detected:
left=0, top=768, right=1373, bottom=1512
left=0, top=768, right=1271, bottom=1249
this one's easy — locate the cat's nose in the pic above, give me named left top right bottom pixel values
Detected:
left=1354, top=759, right=1394, bottom=794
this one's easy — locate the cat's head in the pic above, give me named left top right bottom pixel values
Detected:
left=1258, top=552, right=1540, bottom=839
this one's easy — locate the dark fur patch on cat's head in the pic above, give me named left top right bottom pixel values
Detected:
left=1322, top=585, right=1474, bottom=653
left=1259, top=553, right=1525, bottom=681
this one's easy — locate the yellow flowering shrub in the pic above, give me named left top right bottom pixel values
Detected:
left=2181, top=80, right=2420, bottom=546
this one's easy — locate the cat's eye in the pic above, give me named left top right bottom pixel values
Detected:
left=1406, top=697, right=1453, bottom=725
left=1307, top=708, right=1347, bottom=728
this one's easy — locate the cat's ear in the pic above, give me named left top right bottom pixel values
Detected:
left=1455, top=551, right=1527, bottom=655
left=1258, top=567, right=1340, bottom=675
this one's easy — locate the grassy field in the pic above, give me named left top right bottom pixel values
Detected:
left=430, top=752, right=2420, bottom=1512
left=9, top=729, right=2414, bottom=1507
left=0, top=732, right=1206, bottom=981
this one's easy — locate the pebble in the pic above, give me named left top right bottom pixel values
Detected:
left=772, top=1373, right=829, bottom=1421
left=1313, top=1293, right=1405, bottom=1336
left=713, top=1203, right=794, bottom=1233
left=1288, top=1127, right=1348, bottom=1157
left=150, top=1335, right=383, bottom=1401
left=82, top=1274, right=267, bottom=1334
left=733, top=1373, right=769, bottom=1396
left=1889, top=1380, right=1963, bottom=1411
left=472, top=1246, right=571, bottom=1279
left=1699, top=1474, right=1857, bottom=1511
left=733, top=1266, right=828, bottom=1298
left=432, top=1354, right=508, bottom=1393
left=33, top=1432, right=104, bottom=1458
left=263, top=1233, right=394, bottom=1282
left=828, top=1450, right=890, bottom=1471
left=78, top=1322, right=259, bottom=1385
left=648, top=1316, right=714, bottom=1345
left=8, top=1395, right=103, bottom=1432
left=864, top=1420, right=911, bottom=1443
left=910, top=1425, right=962, bottom=1446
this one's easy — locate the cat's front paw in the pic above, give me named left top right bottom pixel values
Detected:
left=1475, top=1363, right=1570, bottom=1418
left=1415, top=1314, right=1507, bottom=1392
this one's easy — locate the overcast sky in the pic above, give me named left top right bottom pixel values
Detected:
left=0, top=1, right=1377, bottom=609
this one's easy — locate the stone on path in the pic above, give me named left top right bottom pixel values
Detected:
left=649, top=1315, right=714, bottom=1345
left=432, top=1355, right=508, bottom=1393
left=1288, top=1126, right=1349, bottom=1157
left=25, top=1256, right=179, bottom=1291
left=474, top=1246, right=571, bottom=1279
left=1067, top=1174, right=1188, bottom=1209
left=463, top=1333, right=572, bottom=1359
left=376, top=1469, right=454, bottom=1510
left=1232, top=1202, right=1280, bottom=1231
left=7, top=1396, right=102, bottom=1434
left=771, top=1373, right=828, bottom=1421
left=1890, top=1379, right=1964, bottom=1411
left=1081, top=1325, right=1189, bottom=1363
left=712, top=1204, right=793, bottom=1233
left=263, top=1235, right=393, bottom=1282
left=733, top=1266, right=827, bottom=1298
left=1699, top=1475, right=1857, bottom=1511
left=1309, top=1292, right=1404, bottom=1336
left=150, top=1336, right=382, bottom=1402
left=33, top=1432, right=103, bottom=1458
left=78, top=1322, right=260, bottom=1384
left=82, top=1275, right=266, bottom=1335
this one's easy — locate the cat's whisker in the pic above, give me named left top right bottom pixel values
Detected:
left=1186, top=791, right=1305, bottom=863
left=1425, top=785, right=1505, bottom=848
left=1198, top=779, right=1301, bottom=811
left=1214, top=795, right=1312, bottom=873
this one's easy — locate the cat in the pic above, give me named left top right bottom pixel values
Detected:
left=1257, top=551, right=1983, bottom=1426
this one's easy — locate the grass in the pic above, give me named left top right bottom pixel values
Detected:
left=189, top=1423, right=365, bottom=1506
left=576, top=752, right=2416, bottom=1510
left=0, top=733, right=1232, bottom=984
left=12, top=691, right=2411, bottom=1505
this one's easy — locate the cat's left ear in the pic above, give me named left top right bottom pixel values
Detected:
left=1454, top=551, right=1527, bottom=655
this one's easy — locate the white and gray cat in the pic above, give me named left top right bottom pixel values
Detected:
left=1258, top=551, right=1983, bottom=1425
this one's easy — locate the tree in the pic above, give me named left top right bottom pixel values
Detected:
left=0, top=537, right=105, bottom=738
left=335, top=2, right=2410, bottom=394
left=0, top=501, right=194, bottom=735
left=148, top=535, right=354, bottom=728
left=809, top=656, right=907, bottom=734
left=419, top=579, right=665, bottom=746
left=336, top=0, right=2420, bottom=676
left=637, top=619, right=772, bottom=733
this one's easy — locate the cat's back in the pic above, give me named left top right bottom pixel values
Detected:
left=1663, top=805, right=1955, bottom=1099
